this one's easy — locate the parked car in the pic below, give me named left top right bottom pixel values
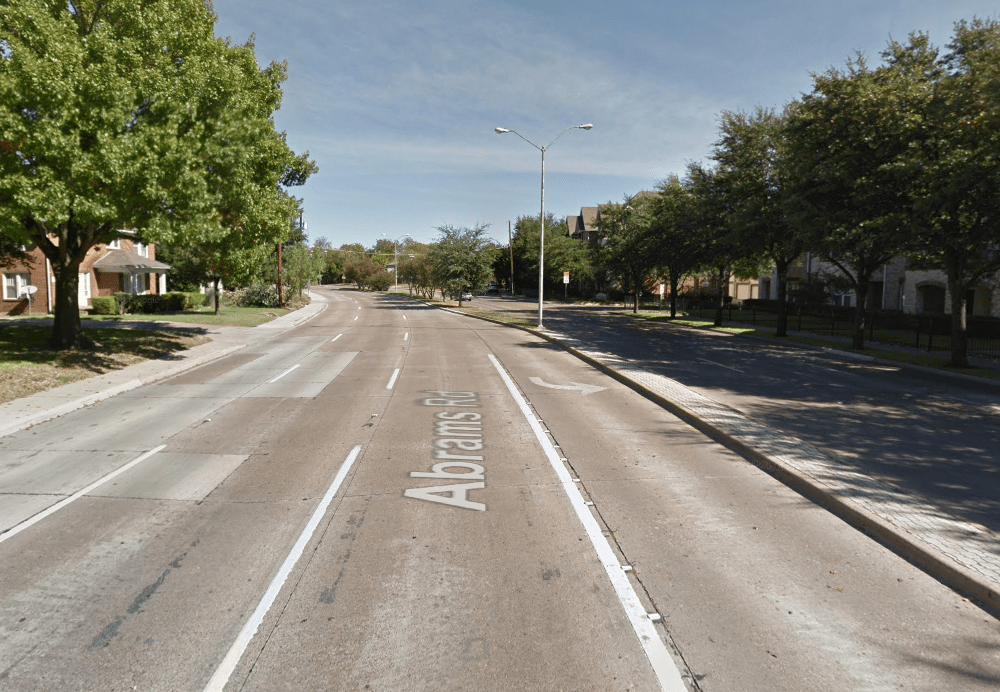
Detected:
left=487, top=282, right=499, bottom=294
left=460, top=291, right=473, bottom=301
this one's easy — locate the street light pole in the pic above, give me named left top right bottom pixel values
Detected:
left=495, top=123, right=592, bottom=329
left=382, top=233, right=410, bottom=292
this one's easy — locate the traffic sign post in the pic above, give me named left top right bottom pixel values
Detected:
left=563, top=272, right=569, bottom=300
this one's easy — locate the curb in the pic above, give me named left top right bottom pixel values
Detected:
left=442, top=302, right=1000, bottom=618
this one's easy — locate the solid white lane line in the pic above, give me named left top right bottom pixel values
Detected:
left=404, top=332, right=409, bottom=341
left=386, top=368, right=400, bottom=389
left=330, top=334, right=342, bottom=343
left=488, top=355, right=687, bottom=692
left=269, top=364, right=300, bottom=383
left=0, top=445, right=165, bottom=545
left=204, top=445, right=363, bottom=692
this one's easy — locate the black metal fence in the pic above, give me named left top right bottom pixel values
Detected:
left=673, top=299, right=1000, bottom=361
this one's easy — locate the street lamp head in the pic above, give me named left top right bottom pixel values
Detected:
left=578, top=124, right=593, bottom=130
left=495, top=127, right=509, bottom=134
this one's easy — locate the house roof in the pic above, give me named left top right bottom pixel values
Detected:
left=92, top=250, right=171, bottom=274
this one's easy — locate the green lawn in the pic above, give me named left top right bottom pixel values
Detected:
left=0, top=324, right=209, bottom=403
left=84, top=304, right=292, bottom=328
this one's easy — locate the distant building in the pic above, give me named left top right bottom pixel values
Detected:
left=757, top=254, right=1000, bottom=317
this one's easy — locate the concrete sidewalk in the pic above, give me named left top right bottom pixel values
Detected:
left=0, top=292, right=328, bottom=439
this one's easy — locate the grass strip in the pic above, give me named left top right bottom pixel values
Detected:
left=0, top=324, right=209, bottom=404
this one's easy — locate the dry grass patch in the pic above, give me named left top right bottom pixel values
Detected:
left=0, top=324, right=209, bottom=404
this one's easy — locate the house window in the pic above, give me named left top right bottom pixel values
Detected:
left=3, top=272, right=31, bottom=300
left=134, top=241, right=148, bottom=257
left=108, top=238, right=121, bottom=249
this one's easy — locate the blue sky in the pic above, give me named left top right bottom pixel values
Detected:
left=212, top=0, right=998, bottom=249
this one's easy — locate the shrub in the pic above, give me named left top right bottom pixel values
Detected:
left=91, top=296, right=118, bottom=315
left=185, top=291, right=209, bottom=308
left=162, top=292, right=205, bottom=310
left=113, top=292, right=132, bottom=314
left=235, top=284, right=280, bottom=307
left=114, top=292, right=163, bottom=314
left=133, top=295, right=162, bottom=313
left=162, top=292, right=187, bottom=311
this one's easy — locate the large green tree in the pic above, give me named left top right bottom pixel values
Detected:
left=509, top=214, right=591, bottom=298
left=596, top=195, right=660, bottom=313
left=709, top=107, right=804, bottom=335
left=0, top=0, right=310, bottom=343
left=650, top=175, right=707, bottom=318
left=905, top=21, right=1000, bottom=367
left=785, top=49, right=926, bottom=349
left=429, top=223, right=496, bottom=306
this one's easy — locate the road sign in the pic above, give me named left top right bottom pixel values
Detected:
left=563, top=272, right=569, bottom=284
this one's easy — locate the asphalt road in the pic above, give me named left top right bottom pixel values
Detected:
left=1, top=287, right=998, bottom=691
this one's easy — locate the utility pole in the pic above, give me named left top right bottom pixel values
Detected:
left=276, top=242, right=283, bottom=307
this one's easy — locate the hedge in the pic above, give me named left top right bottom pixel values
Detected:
left=91, top=296, right=118, bottom=315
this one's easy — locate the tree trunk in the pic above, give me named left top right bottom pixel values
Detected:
left=714, top=266, right=727, bottom=327
left=669, top=273, right=680, bottom=318
left=50, top=265, right=91, bottom=349
left=41, top=225, right=94, bottom=350
left=851, top=278, right=869, bottom=350
left=633, top=273, right=640, bottom=314
left=947, top=275, right=970, bottom=368
left=213, top=277, right=221, bottom=315
left=774, top=259, right=790, bottom=337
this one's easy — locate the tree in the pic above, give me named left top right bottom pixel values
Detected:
left=650, top=175, right=707, bottom=318
left=508, top=214, right=592, bottom=297
left=0, top=0, right=312, bottom=342
left=429, top=224, right=497, bottom=306
left=905, top=21, right=1000, bottom=367
left=596, top=195, right=660, bottom=313
left=281, top=242, right=325, bottom=297
left=710, top=107, right=804, bottom=335
left=398, top=253, right=435, bottom=298
left=318, top=248, right=347, bottom=284
left=785, top=50, right=924, bottom=349
left=685, top=163, right=747, bottom=327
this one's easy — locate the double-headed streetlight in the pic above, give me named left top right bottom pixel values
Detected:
left=382, top=233, right=411, bottom=292
left=495, top=123, right=592, bottom=329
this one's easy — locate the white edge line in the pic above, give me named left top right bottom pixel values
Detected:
left=269, top=363, right=300, bottom=384
left=203, top=444, right=363, bottom=692
left=404, top=332, right=409, bottom=341
left=386, top=368, right=400, bottom=389
left=0, top=445, right=165, bottom=545
left=487, top=354, right=687, bottom=692
left=330, top=334, right=343, bottom=342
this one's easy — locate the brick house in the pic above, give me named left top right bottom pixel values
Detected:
left=1, top=232, right=170, bottom=316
